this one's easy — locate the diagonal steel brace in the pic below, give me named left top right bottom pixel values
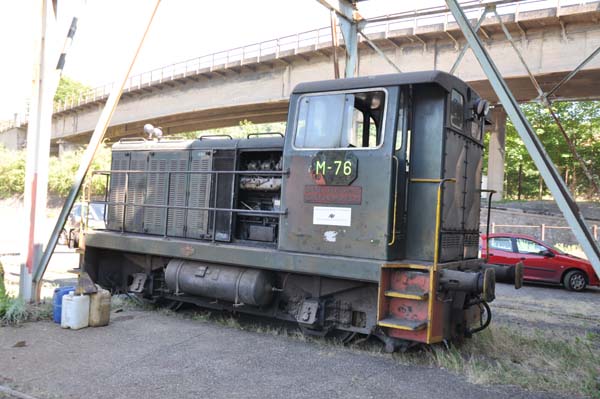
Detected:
left=446, top=0, right=600, bottom=275
left=449, top=7, right=491, bottom=75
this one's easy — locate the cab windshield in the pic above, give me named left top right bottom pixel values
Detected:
left=294, top=90, right=385, bottom=149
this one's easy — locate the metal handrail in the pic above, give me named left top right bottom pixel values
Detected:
left=88, top=168, right=286, bottom=240
left=3, top=0, right=593, bottom=131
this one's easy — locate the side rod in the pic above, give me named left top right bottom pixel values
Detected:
left=32, top=0, right=162, bottom=299
left=445, top=0, right=600, bottom=274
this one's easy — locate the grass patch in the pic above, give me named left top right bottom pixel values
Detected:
left=424, top=325, right=600, bottom=398
left=0, top=297, right=53, bottom=326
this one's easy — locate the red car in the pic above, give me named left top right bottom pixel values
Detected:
left=480, top=233, right=600, bottom=292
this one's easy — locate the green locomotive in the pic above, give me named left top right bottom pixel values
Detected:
left=83, top=71, right=495, bottom=351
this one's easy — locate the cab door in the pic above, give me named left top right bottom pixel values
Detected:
left=279, top=87, right=399, bottom=260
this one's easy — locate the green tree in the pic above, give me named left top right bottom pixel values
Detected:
left=54, top=76, right=91, bottom=104
left=181, top=120, right=286, bottom=140
left=490, top=101, right=600, bottom=200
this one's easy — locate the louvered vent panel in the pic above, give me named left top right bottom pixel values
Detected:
left=107, top=152, right=130, bottom=230
left=143, top=156, right=168, bottom=234
left=124, top=152, right=147, bottom=233
left=186, top=151, right=212, bottom=239
left=167, top=156, right=189, bottom=237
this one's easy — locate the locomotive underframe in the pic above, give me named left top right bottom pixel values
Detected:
left=83, top=241, right=485, bottom=345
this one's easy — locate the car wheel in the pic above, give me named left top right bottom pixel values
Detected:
left=563, top=270, right=587, bottom=292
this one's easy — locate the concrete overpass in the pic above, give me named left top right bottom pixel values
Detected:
left=1, top=0, right=599, bottom=197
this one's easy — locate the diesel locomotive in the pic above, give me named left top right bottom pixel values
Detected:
left=82, top=71, right=495, bottom=351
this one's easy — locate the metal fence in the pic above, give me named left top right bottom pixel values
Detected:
left=1, top=0, right=595, bottom=133
left=483, top=222, right=599, bottom=243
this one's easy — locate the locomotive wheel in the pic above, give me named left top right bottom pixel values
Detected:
left=563, top=270, right=587, bottom=292
left=165, top=299, right=184, bottom=311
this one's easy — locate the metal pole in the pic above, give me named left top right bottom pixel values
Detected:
left=33, top=0, right=162, bottom=300
left=357, top=29, right=402, bottom=73
left=20, top=0, right=56, bottom=301
left=316, top=0, right=363, bottom=78
left=449, top=8, right=489, bottom=75
left=545, top=46, right=600, bottom=99
left=330, top=10, right=340, bottom=79
left=446, top=0, right=600, bottom=275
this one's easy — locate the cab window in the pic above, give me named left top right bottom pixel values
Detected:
left=450, top=89, right=464, bottom=130
left=516, top=238, right=547, bottom=254
left=489, top=237, right=513, bottom=252
left=294, top=90, right=385, bottom=149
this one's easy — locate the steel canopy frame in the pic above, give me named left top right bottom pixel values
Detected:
left=445, top=0, right=600, bottom=275
left=32, top=0, right=162, bottom=301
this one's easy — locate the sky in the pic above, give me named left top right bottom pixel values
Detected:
left=0, top=0, right=444, bottom=121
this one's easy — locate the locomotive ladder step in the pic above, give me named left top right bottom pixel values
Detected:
left=384, top=290, right=428, bottom=300
left=378, top=317, right=428, bottom=331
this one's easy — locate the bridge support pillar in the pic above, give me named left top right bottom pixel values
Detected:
left=0, top=127, right=27, bottom=151
left=56, top=139, right=82, bottom=157
left=487, top=106, right=506, bottom=201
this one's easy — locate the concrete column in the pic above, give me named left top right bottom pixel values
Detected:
left=0, top=127, right=27, bottom=150
left=487, top=106, right=507, bottom=201
left=57, top=139, right=82, bottom=157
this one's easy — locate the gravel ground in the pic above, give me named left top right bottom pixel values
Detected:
left=493, top=282, right=600, bottom=334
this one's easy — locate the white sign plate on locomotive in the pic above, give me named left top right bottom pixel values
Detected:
left=312, top=206, right=352, bottom=227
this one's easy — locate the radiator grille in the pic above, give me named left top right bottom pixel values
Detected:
left=168, top=157, right=189, bottom=237
left=107, top=152, right=129, bottom=230
left=143, top=156, right=168, bottom=234
left=124, top=152, right=147, bottom=233
left=186, top=151, right=212, bottom=238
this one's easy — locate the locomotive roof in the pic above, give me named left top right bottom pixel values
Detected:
left=292, top=70, right=475, bottom=98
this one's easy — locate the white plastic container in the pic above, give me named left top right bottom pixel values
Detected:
left=61, top=291, right=90, bottom=330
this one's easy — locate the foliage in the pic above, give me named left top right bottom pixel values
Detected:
left=0, top=145, right=26, bottom=196
left=54, top=76, right=91, bottom=104
left=0, top=144, right=111, bottom=199
left=181, top=119, right=286, bottom=140
left=489, top=101, right=600, bottom=200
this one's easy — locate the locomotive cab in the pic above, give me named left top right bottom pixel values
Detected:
left=282, top=72, right=485, bottom=266
left=83, top=71, right=494, bottom=350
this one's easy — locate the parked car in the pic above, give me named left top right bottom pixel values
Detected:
left=480, top=233, right=599, bottom=291
left=59, top=203, right=106, bottom=248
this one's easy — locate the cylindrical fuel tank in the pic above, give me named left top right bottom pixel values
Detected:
left=165, top=260, right=274, bottom=306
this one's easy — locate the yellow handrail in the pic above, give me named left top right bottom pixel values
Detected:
left=388, top=156, right=400, bottom=246
left=410, top=178, right=456, bottom=270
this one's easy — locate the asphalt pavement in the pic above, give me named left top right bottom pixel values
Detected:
left=0, top=307, right=564, bottom=399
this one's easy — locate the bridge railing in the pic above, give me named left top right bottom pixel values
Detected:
left=2, top=0, right=594, bottom=132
